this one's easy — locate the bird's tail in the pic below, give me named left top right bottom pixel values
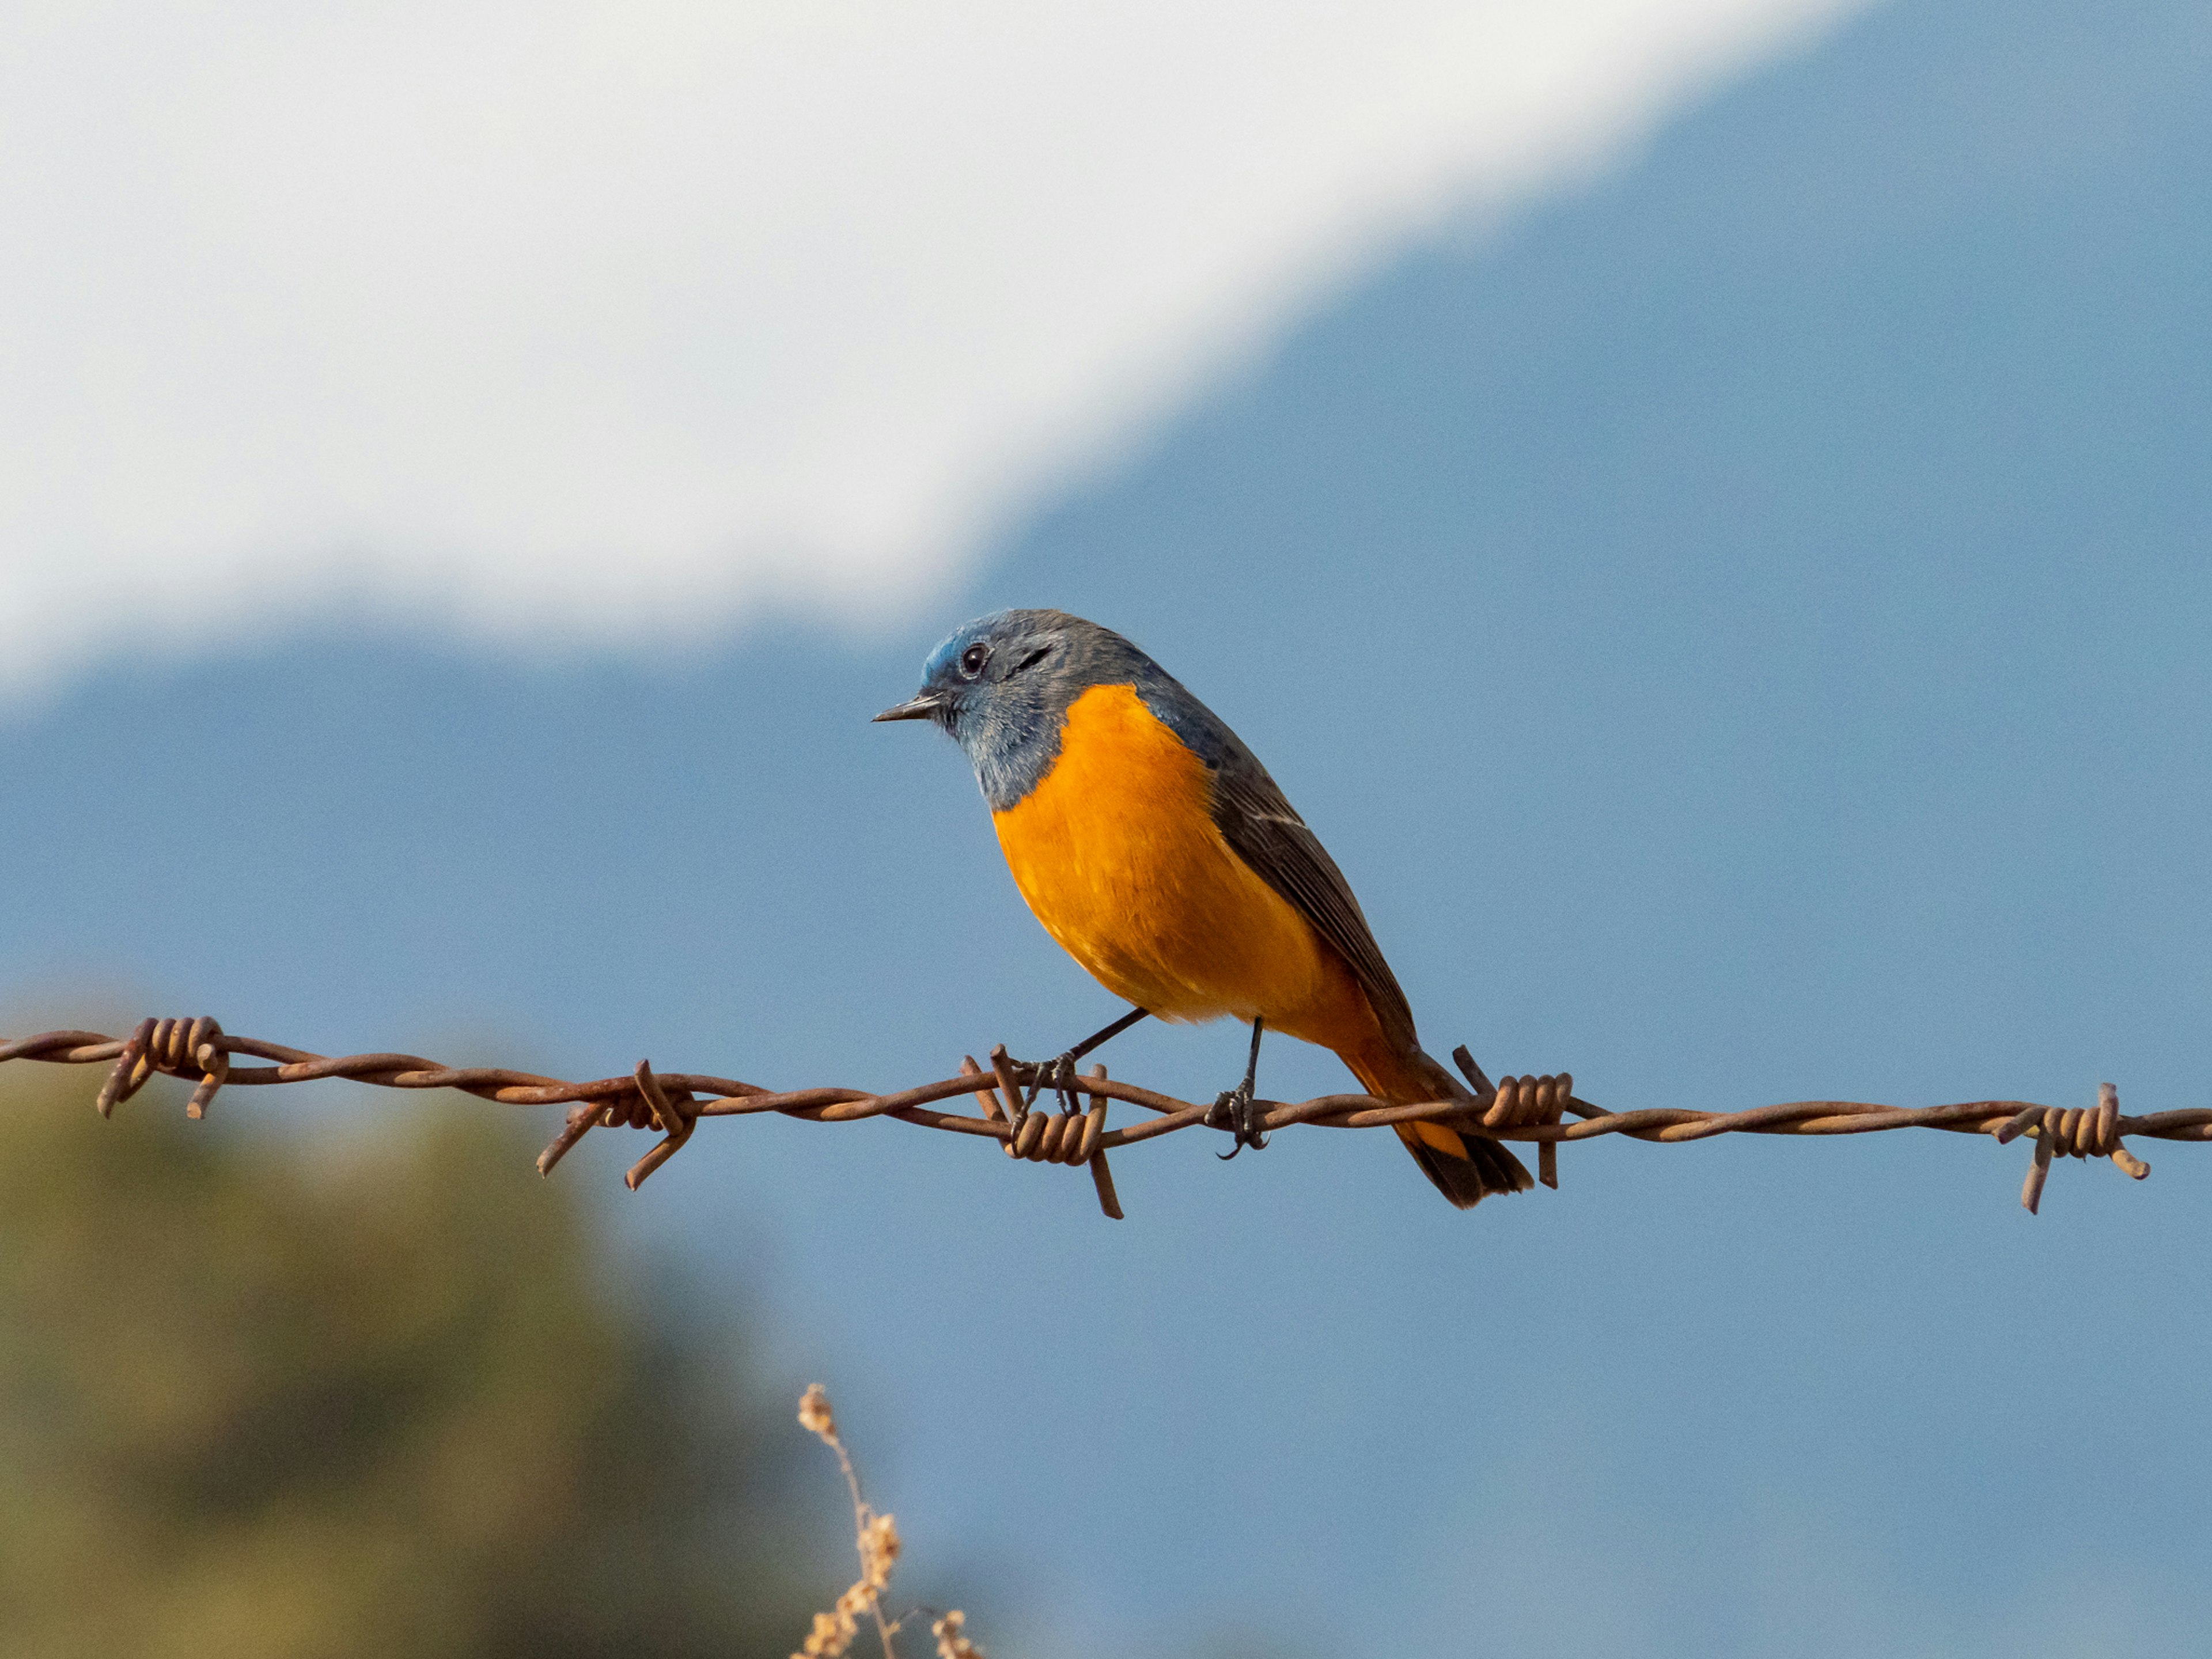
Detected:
left=1345, top=1044, right=1532, bottom=1210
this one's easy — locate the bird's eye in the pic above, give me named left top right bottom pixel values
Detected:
left=959, top=642, right=990, bottom=678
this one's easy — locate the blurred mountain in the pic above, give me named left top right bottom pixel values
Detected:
left=3, top=0, right=2209, bottom=1655
left=967, top=0, right=2212, bottom=1097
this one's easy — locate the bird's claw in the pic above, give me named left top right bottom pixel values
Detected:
left=1206, top=1082, right=1268, bottom=1158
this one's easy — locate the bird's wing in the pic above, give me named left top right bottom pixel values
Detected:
left=1209, top=756, right=1420, bottom=1054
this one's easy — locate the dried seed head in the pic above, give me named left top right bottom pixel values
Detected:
left=793, top=1605, right=856, bottom=1659
left=797, top=1382, right=836, bottom=1444
left=933, top=1609, right=984, bottom=1658
left=858, top=1510, right=901, bottom=1592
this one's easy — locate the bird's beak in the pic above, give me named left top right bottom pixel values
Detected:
left=872, top=691, right=946, bottom=723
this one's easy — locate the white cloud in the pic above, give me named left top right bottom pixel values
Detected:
left=0, top=0, right=1862, bottom=692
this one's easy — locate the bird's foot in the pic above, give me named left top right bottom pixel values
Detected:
left=1001, top=1008, right=1150, bottom=1129
left=1206, top=1080, right=1269, bottom=1158
left=1017, top=1050, right=1084, bottom=1116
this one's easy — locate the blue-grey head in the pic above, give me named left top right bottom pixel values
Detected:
left=874, top=608, right=1197, bottom=810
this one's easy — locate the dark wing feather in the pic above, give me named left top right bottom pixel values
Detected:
left=1209, top=756, right=1419, bottom=1053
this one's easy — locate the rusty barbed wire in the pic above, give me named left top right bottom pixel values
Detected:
left=4, top=1018, right=2209, bottom=1219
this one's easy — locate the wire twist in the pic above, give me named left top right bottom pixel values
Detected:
left=5, top=1018, right=2207, bottom=1222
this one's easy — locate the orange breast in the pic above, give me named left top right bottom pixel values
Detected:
left=991, top=683, right=1385, bottom=1056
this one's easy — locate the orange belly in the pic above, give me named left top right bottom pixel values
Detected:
left=991, top=683, right=1388, bottom=1058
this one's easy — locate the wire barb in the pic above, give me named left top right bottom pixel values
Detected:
left=1083, top=1063, right=1123, bottom=1221
left=1994, top=1082, right=2148, bottom=1214
left=1483, top=1072, right=1570, bottom=1190
left=8, top=1020, right=2209, bottom=1221
left=93, top=1016, right=229, bottom=1119
left=624, top=1059, right=699, bottom=1190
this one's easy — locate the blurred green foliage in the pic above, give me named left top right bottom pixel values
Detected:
left=0, top=1067, right=817, bottom=1659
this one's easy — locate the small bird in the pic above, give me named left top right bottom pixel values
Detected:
left=876, top=609, right=1530, bottom=1208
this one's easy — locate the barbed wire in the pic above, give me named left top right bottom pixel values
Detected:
left=3, top=1016, right=2207, bottom=1219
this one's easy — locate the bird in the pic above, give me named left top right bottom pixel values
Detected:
left=874, top=609, right=1531, bottom=1209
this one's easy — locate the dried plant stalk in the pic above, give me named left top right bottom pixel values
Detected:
left=792, top=1384, right=980, bottom=1659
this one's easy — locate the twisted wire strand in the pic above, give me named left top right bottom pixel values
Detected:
left=5, top=1020, right=2207, bottom=1221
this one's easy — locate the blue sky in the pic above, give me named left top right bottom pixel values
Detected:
left=5, top=0, right=2211, bottom=1654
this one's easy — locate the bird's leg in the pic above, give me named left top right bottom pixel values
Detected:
left=1207, top=1017, right=1268, bottom=1158
left=1019, top=1005, right=1150, bottom=1115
